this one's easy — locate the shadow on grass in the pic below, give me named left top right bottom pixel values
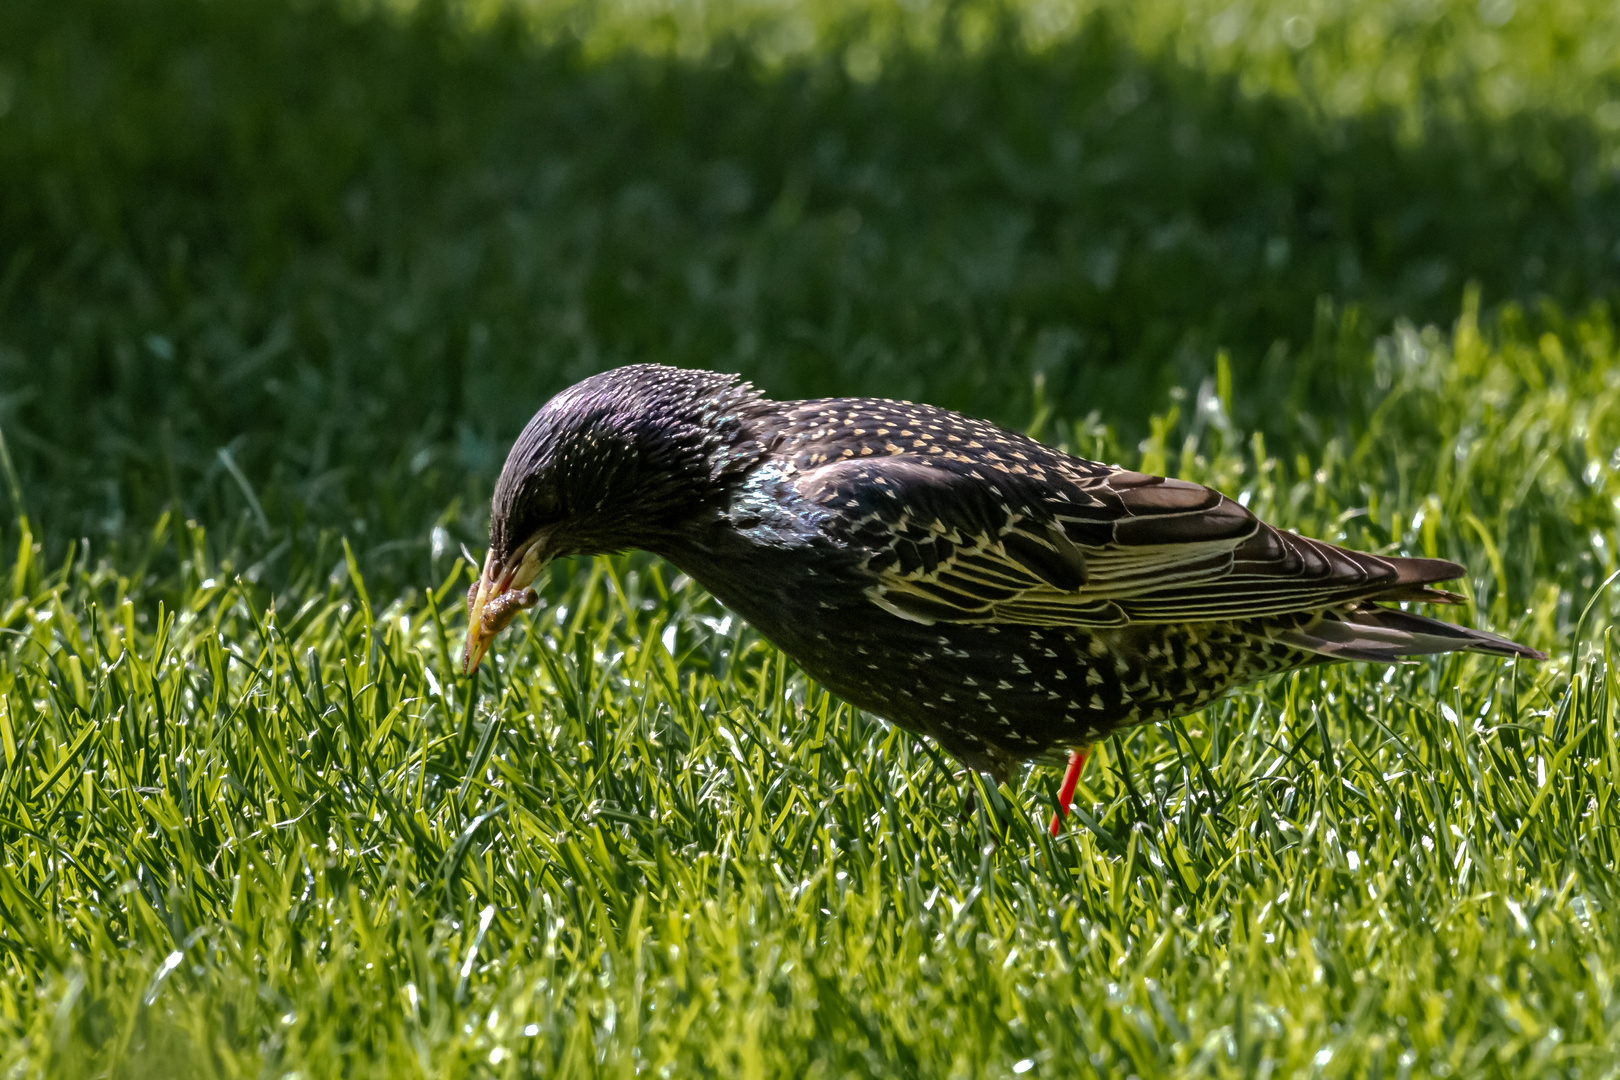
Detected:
left=0, top=0, right=1616, bottom=551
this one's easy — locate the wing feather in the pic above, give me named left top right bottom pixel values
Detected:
left=796, top=453, right=1462, bottom=628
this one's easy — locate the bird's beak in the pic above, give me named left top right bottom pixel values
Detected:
left=462, top=542, right=546, bottom=675
left=463, top=571, right=502, bottom=675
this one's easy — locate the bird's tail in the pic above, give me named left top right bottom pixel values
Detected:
left=1277, top=604, right=1545, bottom=663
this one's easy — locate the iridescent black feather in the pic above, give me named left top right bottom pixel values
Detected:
left=482, top=364, right=1544, bottom=782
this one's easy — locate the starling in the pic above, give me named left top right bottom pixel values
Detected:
left=463, top=364, right=1544, bottom=829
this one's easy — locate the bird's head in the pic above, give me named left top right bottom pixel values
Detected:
left=462, top=364, right=761, bottom=673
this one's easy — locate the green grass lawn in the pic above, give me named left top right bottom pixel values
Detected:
left=2, top=0, right=1620, bottom=1074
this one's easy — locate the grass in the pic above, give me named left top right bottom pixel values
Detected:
left=1, top=0, right=1619, bottom=1075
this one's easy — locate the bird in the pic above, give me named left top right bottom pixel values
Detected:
left=462, top=363, right=1544, bottom=833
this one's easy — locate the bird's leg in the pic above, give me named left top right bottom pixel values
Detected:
left=1048, top=746, right=1092, bottom=836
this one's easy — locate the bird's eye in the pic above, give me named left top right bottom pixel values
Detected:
left=523, top=484, right=562, bottom=523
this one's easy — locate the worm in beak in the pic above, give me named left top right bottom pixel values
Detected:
left=462, top=543, right=546, bottom=674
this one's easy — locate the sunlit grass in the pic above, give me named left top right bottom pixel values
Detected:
left=503, top=0, right=1620, bottom=127
left=2, top=291, right=1617, bottom=1075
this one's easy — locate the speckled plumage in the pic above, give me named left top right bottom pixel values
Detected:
left=469, top=364, right=1543, bottom=784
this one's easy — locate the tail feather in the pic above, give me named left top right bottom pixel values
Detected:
left=1278, top=604, right=1545, bottom=663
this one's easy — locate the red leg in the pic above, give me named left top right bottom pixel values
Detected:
left=1049, top=746, right=1092, bottom=836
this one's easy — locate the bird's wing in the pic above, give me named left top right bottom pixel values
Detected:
left=797, top=456, right=1461, bottom=627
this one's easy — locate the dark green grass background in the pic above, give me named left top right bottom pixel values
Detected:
left=1, top=0, right=1619, bottom=1074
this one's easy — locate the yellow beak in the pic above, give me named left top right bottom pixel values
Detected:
left=463, top=574, right=501, bottom=674
left=462, top=543, right=546, bottom=675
